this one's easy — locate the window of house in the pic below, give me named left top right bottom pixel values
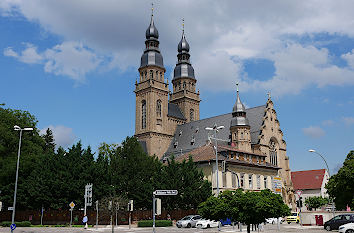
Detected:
left=141, top=100, right=146, bottom=129
left=232, top=173, right=237, bottom=188
left=257, top=156, right=259, bottom=164
left=269, top=140, right=278, bottom=166
left=156, top=71, right=158, bottom=80
left=156, top=100, right=162, bottom=118
left=264, top=176, right=268, bottom=189
left=249, top=174, right=253, bottom=189
left=190, top=109, right=194, bottom=121
left=257, top=175, right=261, bottom=189
left=240, top=173, right=244, bottom=188
left=222, top=172, right=227, bottom=188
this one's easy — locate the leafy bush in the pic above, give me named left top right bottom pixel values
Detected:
left=137, top=220, right=172, bottom=227
left=1, top=221, right=31, bottom=227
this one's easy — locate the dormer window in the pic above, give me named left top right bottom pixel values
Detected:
left=191, top=136, right=195, bottom=145
left=179, top=130, right=182, bottom=136
left=174, top=141, right=178, bottom=148
left=195, top=127, right=199, bottom=133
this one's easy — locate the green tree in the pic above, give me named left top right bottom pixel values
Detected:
left=41, top=128, right=55, bottom=153
left=198, top=189, right=290, bottom=233
left=325, top=150, right=354, bottom=210
left=305, top=196, right=329, bottom=210
left=0, top=106, right=45, bottom=209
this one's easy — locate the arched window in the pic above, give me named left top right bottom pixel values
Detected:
left=149, top=70, right=153, bottom=79
left=183, top=81, right=186, bottom=89
left=160, top=72, right=162, bottom=81
left=269, top=140, right=277, bottom=166
left=142, top=100, right=146, bottom=129
left=190, top=109, right=194, bottom=121
left=156, top=100, right=162, bottom=118
left=156, top=71, right=158, bottom=80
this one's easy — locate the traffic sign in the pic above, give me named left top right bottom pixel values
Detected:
left=154, top=190, right=178, bottom=195
left=69, top=201, right=75, bottom=209
left=296, top=190, right=303, bottom=197
left=8, top=207, right=14, bottom=211
left=10, top=223, right=16, bottom=230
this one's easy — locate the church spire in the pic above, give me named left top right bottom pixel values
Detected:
left=231, top=83, right=249, bottom=127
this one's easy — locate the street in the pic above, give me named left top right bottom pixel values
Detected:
left=0, top=224, right=328, bottom=233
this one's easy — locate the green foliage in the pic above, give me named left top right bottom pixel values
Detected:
left=325, top=150, right=354, bottom=210
left=305, top=196, right=329, bottom=210
left=198, top=189, right=290, bottom=233
left=1, top=221, right=31, bottom=227
left=137, top=220, right=172, bottom=227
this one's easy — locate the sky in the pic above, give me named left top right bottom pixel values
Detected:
left=0, top=0, right=353, bottom=174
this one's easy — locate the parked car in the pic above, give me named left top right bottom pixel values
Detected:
left=286, top=212, right=300, bottom=224
left=266, top=217, right=284, bottom=224
left=196, top=219, right=220, bottom=229
left=339, top=222, right=354, bottom=233
left=176, top=215, right=202, bottom=228
left=324, top=214, right=354, bottom=231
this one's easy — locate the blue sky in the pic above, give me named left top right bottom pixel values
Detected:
left=1, top=1, right=353, bottom=174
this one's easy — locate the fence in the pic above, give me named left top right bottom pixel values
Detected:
left=0, top=209, right=197, bottom=225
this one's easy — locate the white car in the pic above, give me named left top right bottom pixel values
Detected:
left=339, top=222, right=354, bottom=233
left=266, top=217, right=284, bottom=224
left=176, top=215, right=202, bottom=228
left=196, top=219, right=220, bottom=229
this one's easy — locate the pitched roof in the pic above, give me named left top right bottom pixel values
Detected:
left=174, top=144, right=279, bottom=170
left=168, top=103, right=186, bottom=120
left=164, top=105, right=266, bottom=158
left=291, top=169, right=326, bottom=190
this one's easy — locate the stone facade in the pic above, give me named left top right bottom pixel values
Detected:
left=134, top=14, right=295, bottom=208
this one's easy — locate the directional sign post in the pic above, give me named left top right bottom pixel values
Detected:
left=153, top=190, right=178, bottom=233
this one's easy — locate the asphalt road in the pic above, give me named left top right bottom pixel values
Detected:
left=0, top=224, right=328, bottom=233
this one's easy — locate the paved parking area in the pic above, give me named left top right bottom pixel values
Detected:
left=0, top=224, right=328, bottom=233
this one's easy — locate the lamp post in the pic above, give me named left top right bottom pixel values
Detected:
left=308, top=149, right=335, bottom=217
left=205, top=124, right=224, bottom=196
left=12, top=125, right=33, bottom=226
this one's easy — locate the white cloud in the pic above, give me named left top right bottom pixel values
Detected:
left=4, top=41, right=101, bottom=81
left=342, top=49, right=354, bottom=69
left=40, top=125, right=76, bottom=148
left=302, top=126, right=326, bottom=138
left=2, top=1, right=354, bottom=92
left=342, top=117, right=354, bottom=125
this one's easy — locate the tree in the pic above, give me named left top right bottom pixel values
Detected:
left=325, top=150, right=354, bottom=210
left=305, top=196, right=329, bottom=210
left=198, top=189, right=290, bottom=233
left=41, top=128, right=56, bottom=153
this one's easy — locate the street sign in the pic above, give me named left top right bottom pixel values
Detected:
left=296, top=190, right=303, bottom=197
left=69, top=201, right=75, bottom=209
left=154, top=190, right=178, bottom=195
left=10, top=223, right=16, bottom=230
left=8, top=207, right=14, bottom=211
left=85, top=184, right=93, bottom=206
left=156, top=198, right=161, bottom=215
left=272, top=177, right=282, bottom=195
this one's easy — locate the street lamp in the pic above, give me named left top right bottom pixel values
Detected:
left=308, top=149, right=334, bottom=216
left=12, top=125, right=33, bottom=226
left=205, top=124, right=224, bottom=196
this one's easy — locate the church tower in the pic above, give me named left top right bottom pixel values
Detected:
left=135, top=9, right=172, bottom=158
left=230, top=84, right=251, bottom=152
left=170, top=22, right=200, bottom=123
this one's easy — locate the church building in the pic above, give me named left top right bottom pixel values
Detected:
left=134, top=12, right=295, bottom=208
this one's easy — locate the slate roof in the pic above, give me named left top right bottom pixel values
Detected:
left=291, top=169, right=326, bottom=190
left=168, top=103, right=186, bottom=120
left=164, top=105, right=266, bottom=158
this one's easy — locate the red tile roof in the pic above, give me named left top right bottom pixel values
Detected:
left=291, top=169, right=326, bottom=190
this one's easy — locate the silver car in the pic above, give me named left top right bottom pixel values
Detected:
left=176, top=215, right=202, bottom=228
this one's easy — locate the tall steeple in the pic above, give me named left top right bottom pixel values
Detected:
left=230, top=84, right=251, bottom=151
left=135, top=5, right=170, bottom=159
left=170, top=19, right=200, bottom=123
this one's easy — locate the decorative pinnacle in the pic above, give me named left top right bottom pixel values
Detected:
left=267, top=91, right=271, bottom=99
left=236, top=83, right=239, bottom=92
left=182, top=18, right=185, bottom=34
left=151, top=3, right=154, bottom=17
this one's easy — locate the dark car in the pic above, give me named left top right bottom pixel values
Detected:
left=324, top=214, right=354, bottom=231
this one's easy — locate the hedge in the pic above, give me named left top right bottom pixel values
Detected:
left=1, top=221, right=31, bottom=227
left=137, top=220, right=172, bottom=227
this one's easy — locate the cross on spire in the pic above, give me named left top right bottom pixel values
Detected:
left=151, top=3, right=154, bottom=17
left=236, top=83, right=239, bottom=92
left=267, top=91, right=271, bottom=99
left=182, top=18, right=185, bottom=34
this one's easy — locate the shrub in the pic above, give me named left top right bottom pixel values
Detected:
left=137, top=220, right=172, bottom=227
left=1, top=221, right=31, bottom=227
